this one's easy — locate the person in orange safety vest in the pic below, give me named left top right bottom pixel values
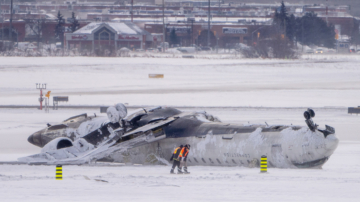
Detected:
left=170, top=145, right=183, bottom=174
left=179, top=144, right=191, bottom=174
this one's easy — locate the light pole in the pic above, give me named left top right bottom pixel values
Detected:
left=0, top=1, right=2, bottom=46
left=131, top=0, right=133, bottom=23
left=36, top=83, right=46, bottom=110
left=188, top=18, right=195, bottom=45
left=9, top=0, right=13, bottom=45
left=1, top=16, right=3, bottom=48
left=15, top=29, right=18, bottom=47
left=207, top=0, right=210, bottom=47
left=218, top=0, right=221, bottom=15
left=302, top=19, right=304, bottom=53
left=162, top=0, right=165, bottom=52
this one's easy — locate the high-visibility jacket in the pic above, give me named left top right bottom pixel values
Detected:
left=179, top=147, right=189, bottom=158
left=172, top=147, right=182, bottom=161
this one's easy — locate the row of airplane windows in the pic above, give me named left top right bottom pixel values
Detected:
left=188, top=157, right=248, bottom=165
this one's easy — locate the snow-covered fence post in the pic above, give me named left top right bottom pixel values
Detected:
left=56, top=165, right=62, bottom=180
left=260, top=155, right=267, bottom=173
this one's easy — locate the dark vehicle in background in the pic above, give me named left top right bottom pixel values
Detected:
left=200, top=46, right=212, bottom=51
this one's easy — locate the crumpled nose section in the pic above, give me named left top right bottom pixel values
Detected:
left=27, top=132, right=43, bottom=147
left=27, top=134, right=35, bottom=145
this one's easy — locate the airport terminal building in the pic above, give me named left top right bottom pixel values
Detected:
left=64, top=22, right=161, bottom=52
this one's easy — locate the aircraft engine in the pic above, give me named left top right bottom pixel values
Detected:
left=115, top=103, right=127, bottom=118
left=40, top=137, right=95, bottom=154
left=107, top=103, right=128, bottom=123
left=41, top=137, right=73, bottom=152
left=107, top=107, right=120, bottom=123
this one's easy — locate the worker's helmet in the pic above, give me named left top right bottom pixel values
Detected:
left=185, top=144, right=190, bottom=149
left=180, top=145, right=184, bottom=148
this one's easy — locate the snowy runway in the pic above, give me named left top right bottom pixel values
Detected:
left=1, top=56, right=360, bottom=107
left=1, top=142, right=359, bottom=202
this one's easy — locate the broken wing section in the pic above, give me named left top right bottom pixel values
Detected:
left=18, top=116, right=177, bottom=165
left=18, top=124, right=122, bottom=164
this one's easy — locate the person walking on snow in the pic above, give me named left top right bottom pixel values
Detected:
left=170, top=145, right=183, bottom=174
left=179, top=144, right=191, bottom=174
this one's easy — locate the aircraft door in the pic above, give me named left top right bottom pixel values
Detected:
left=271, top=144, right=284, bottom=167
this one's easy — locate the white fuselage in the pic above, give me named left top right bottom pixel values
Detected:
left=111, top=126, right=339, bottom=168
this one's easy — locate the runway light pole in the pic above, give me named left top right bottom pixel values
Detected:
left=162, top=0, right=165, bottom=52
left=36, top=83, right=46, bottom=110
left=207, top=0, right=210, bottom=47
left=131, top=0, right=133, bottom=23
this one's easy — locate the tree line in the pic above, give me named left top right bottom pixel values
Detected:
left=274, top=1, right=336, bottom=48
left=242, top=1, right=360, bottom=58
left=162, top=1, right=360, bottom=53
left=0, top=11, right=80, bottom=50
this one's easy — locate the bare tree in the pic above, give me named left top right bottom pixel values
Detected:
left=242, top=36, right=297, bottom=59
left=24, top=19, right=46, bottom=49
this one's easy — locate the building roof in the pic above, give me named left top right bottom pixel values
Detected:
left=110, top=16, right=272, bottom=25
left=74, top=22, right=149, bottom=35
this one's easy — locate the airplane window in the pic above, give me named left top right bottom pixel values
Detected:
left=48, top=124, right=68, bottom=130
left=222, top=135, right=233, bottom=140
left=216, top=159, right=222, bottom=164
left=201, top=158, right=206, bottom=163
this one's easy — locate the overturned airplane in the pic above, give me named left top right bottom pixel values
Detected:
left=20, top=104, right=339, bottom=168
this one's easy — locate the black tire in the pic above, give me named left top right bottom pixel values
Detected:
left=304, top=111, right=311, bottom=120
left=307, top=108, right=315, bottom=118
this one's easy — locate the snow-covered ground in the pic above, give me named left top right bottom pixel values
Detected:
left=0, top=142, right=359, bottom=202
left=0, top=56, right=360, bottom=201
left=0, top=56, right=360, bottom=107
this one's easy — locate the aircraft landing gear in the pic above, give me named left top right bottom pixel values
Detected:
left=304, top=108, right=318, bottom=132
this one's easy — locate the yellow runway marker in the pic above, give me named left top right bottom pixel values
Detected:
left=56, top=165, right=62, bottom=180
left=260, top=155, right=267, bottom=173
left=148, top=74, right=164, bottom=78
